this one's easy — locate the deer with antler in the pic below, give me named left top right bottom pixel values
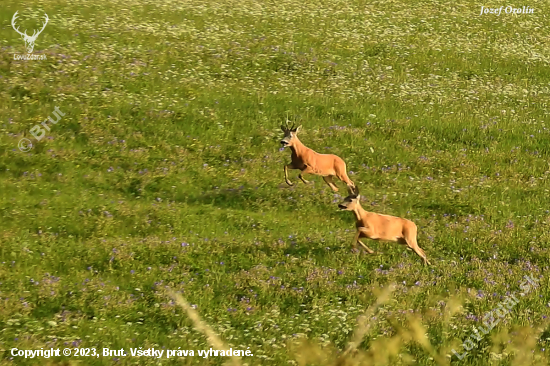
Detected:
left=280, top=121, right=358, bottom=195
left=12, top=11, right=49, bottom=54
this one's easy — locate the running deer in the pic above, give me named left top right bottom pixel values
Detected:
left=11, top=11, right=49, bottom=54
left=280, top=122, right=358, bottom=195
left=338, top=194, right=431, bottom=265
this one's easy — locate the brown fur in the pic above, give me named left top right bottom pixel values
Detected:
left=338, top=194, right=431, bottom=265
left=280, top=124, right=358, bottom=195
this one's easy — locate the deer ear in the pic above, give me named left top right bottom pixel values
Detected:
left=294, top=125, right=302, bottom=134
left=355, top=195, right=361, bottom=201
left=280, top=126, right=286, bottom=132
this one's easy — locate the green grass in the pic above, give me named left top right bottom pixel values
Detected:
left=1, top=0, right=550, bottom=365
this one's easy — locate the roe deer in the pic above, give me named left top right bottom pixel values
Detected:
left=338, top=194, right=431, bottom=265
left=280, top=122, right=358, bottom=195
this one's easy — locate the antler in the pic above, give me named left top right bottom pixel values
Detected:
left=286, top=119, right=296, bottom=131
left=280, top=118, right=294, bottom=132
left=11, top=11, right=28, bottom=37
left=11, top=11, right=48, bottom=40
left=32, top=13, right=49, bottom=39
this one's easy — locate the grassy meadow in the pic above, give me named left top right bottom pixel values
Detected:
left=2, top=0, right=550, bottom=364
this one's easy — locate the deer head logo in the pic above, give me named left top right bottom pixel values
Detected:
left=11, top=11, right=49, bottom=54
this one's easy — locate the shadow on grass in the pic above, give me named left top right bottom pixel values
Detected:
left=184, top=187, right=281, bottom=212
left=282, top=244, right=331, bottom=258
left=413, top=200, right=480, bottom=216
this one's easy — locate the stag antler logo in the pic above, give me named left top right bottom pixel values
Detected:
left=12, top=11, right=49, bottom=54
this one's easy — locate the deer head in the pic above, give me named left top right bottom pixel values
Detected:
left=12, top=11, right=49, bottom=54
left=338, top=194, right=362, bottom=211
left=280, top=119, right=302, bottom=148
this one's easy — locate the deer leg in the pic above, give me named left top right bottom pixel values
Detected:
left=399, top=235, right=431, bottom=266
left=358, top=226, right=378, bottom=238
left=405, top=237, right=431, bottom=265
left=347, top=183, right=358, bottom=196
left=350, top=230, right=362, bottom=253
left=357, top=227, right=377, bottom=253
left=353, top=228, right=376, bottom=254
left=322, top=176, right=339, bottom=192
left=357, top=239, right=375, bottom=254
left=335, top=167, right=357, bottom=195
left=298, top=166, right=314, bottom=184
left=284, top=164, right=294, bottom=186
